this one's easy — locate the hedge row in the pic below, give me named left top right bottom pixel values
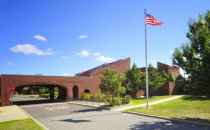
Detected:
left=80, top=93, right=130, bottom=106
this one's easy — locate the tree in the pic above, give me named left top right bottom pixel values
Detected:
left=147, top=65, right=167, bottom=91
left=126, top=64, right=144, bottom=97
left=100, top=69, right=126, bottom=97
left=174, top=75, right=186, bottom=94
left=126, top=64, right=167, bottom=97
left=164, top=73, right=176, bottom=84
left=173, top=11, right=210, bottom=96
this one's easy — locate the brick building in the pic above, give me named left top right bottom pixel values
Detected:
left=0, top=57, right=179, bottom=106
left=157, top=62, right=180, bottom=95
left=136, top=62, right=180, bottom=97
left=0, top=58, right=130, bottom=106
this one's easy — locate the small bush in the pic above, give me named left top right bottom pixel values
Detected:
left=80, top=92, right=105, bottom=102
left=93, top=93, right=104, bottom=102
left=102, top=95, right=131, bottom=106
left=103, top=95, right=113, bottom=104
left=111, top=97, right=122, bottom=106
left=122, top=95, right=131, bottom=104
left=80, top=92, right=130, bottom=106
left=80, top=93, right=92, bottom=101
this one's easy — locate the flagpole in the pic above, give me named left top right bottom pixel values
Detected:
left=144, top=9, right=149, bottom=109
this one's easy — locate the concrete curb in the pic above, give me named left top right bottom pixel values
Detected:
left=67, top=101, right=107, bottom=108
left=124, top=111, right=210, bottom=127
left=19, top=106, right=49, bottom=130
left=68, top=102, right=100, bottom=108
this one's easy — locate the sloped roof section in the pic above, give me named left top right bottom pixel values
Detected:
left=76, top=57, right=131, bottom=77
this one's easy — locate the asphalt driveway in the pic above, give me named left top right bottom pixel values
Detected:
left=21, top=102, right=210, bottom=130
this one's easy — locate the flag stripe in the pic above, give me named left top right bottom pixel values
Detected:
left=145, top=13, right=162, bottom=26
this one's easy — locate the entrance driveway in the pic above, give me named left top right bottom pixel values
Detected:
left=21, top=102, right=210, bottom=130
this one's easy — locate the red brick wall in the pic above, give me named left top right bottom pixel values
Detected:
left=0, top=58, right=130, bottom=106
left=77, top=58, right=130, bottom=77
left=0, top=75, right=101, bottom=106
left=90, top=58, right=130, bottom=77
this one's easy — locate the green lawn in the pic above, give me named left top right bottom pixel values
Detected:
left=127, top=95, right=210, bottom=123
left=0, top=119, right=44, bottom=130
left=130, top=95, right=173, bottom=105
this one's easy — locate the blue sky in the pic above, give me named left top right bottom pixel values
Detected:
left=0, top=0, right=210, bottom=76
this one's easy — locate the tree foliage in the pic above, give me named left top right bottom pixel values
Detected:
left=173, top=11, right=210, bottom=96
left=147, top=65, right=168, bottom=90
left=126, top=64, right=144, bottom=96
left=100, top=69, right=126, bottom=97
left=126, top=64, right=168, bottom=97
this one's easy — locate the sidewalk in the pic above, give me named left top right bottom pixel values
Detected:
left=68, top=96, right=184, bottom=112
left=0, top=105, right=49, bottom=130
left=0, top=105, right=29, bottom=122
left=112, top=95, right=184, bottom=111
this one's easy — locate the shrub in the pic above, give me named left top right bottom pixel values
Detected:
left=80, top=92, right=130, bottom=106
left=122, top=95, right=131, bottom=104
left=93, top=93, right=104, bottom=102
left=80, top=92, right=105, bottom=102
left=90, top=94, right=95, bottom=101
left=80, top=93, right=91, bottom=101
left=104, top=95, right=113, bottom=104
left=111, top=97, right=122, bottom=106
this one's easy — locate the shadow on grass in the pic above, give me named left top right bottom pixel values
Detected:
left=60, top=119, right=91, bottom=123
left=130, top=120, right=210, bottom=130
left=182, top=96, right=210, bottom=101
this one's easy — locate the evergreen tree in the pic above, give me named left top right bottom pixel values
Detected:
left=173, top=11, right=210, bottom=96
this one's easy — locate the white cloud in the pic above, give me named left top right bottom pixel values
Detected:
left=61, top=73, right=73, bottom=76
left=10, top=44, right=53, bottom=56
left=77, top=50, right=114, bottom=63
left=8, top=62, right=16, bottom=66
left=95, top=55, right=114, bottom=63
left=149, top=59, right=157, bottom=67
left=78, top=50, right=90, bottom=57
left=33, top=34, right=47, bottom=42
left=78, top=35, right=88, bottom=39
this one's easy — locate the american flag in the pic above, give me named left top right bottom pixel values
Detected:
left=145, top=13, right=163, bottom=26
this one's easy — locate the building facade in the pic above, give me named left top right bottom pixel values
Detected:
left=0, top=58, right=130, bottom=106
left=0, top=58, right=179, bottom=106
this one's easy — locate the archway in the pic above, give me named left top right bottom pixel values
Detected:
left=11, top=84, right=67, bottom=105
left=73, top=85, right=79, bottom=99
left=84, top=89, right=90, bottom=94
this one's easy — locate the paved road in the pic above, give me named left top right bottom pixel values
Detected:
left=21, top=103, right=210, bottom=130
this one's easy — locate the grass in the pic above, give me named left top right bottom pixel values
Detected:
left=127, top=95, right=210, bottom=123
left=130, top=95, right=173, bottom=105
left=0, top=118, right=44, bottom=130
